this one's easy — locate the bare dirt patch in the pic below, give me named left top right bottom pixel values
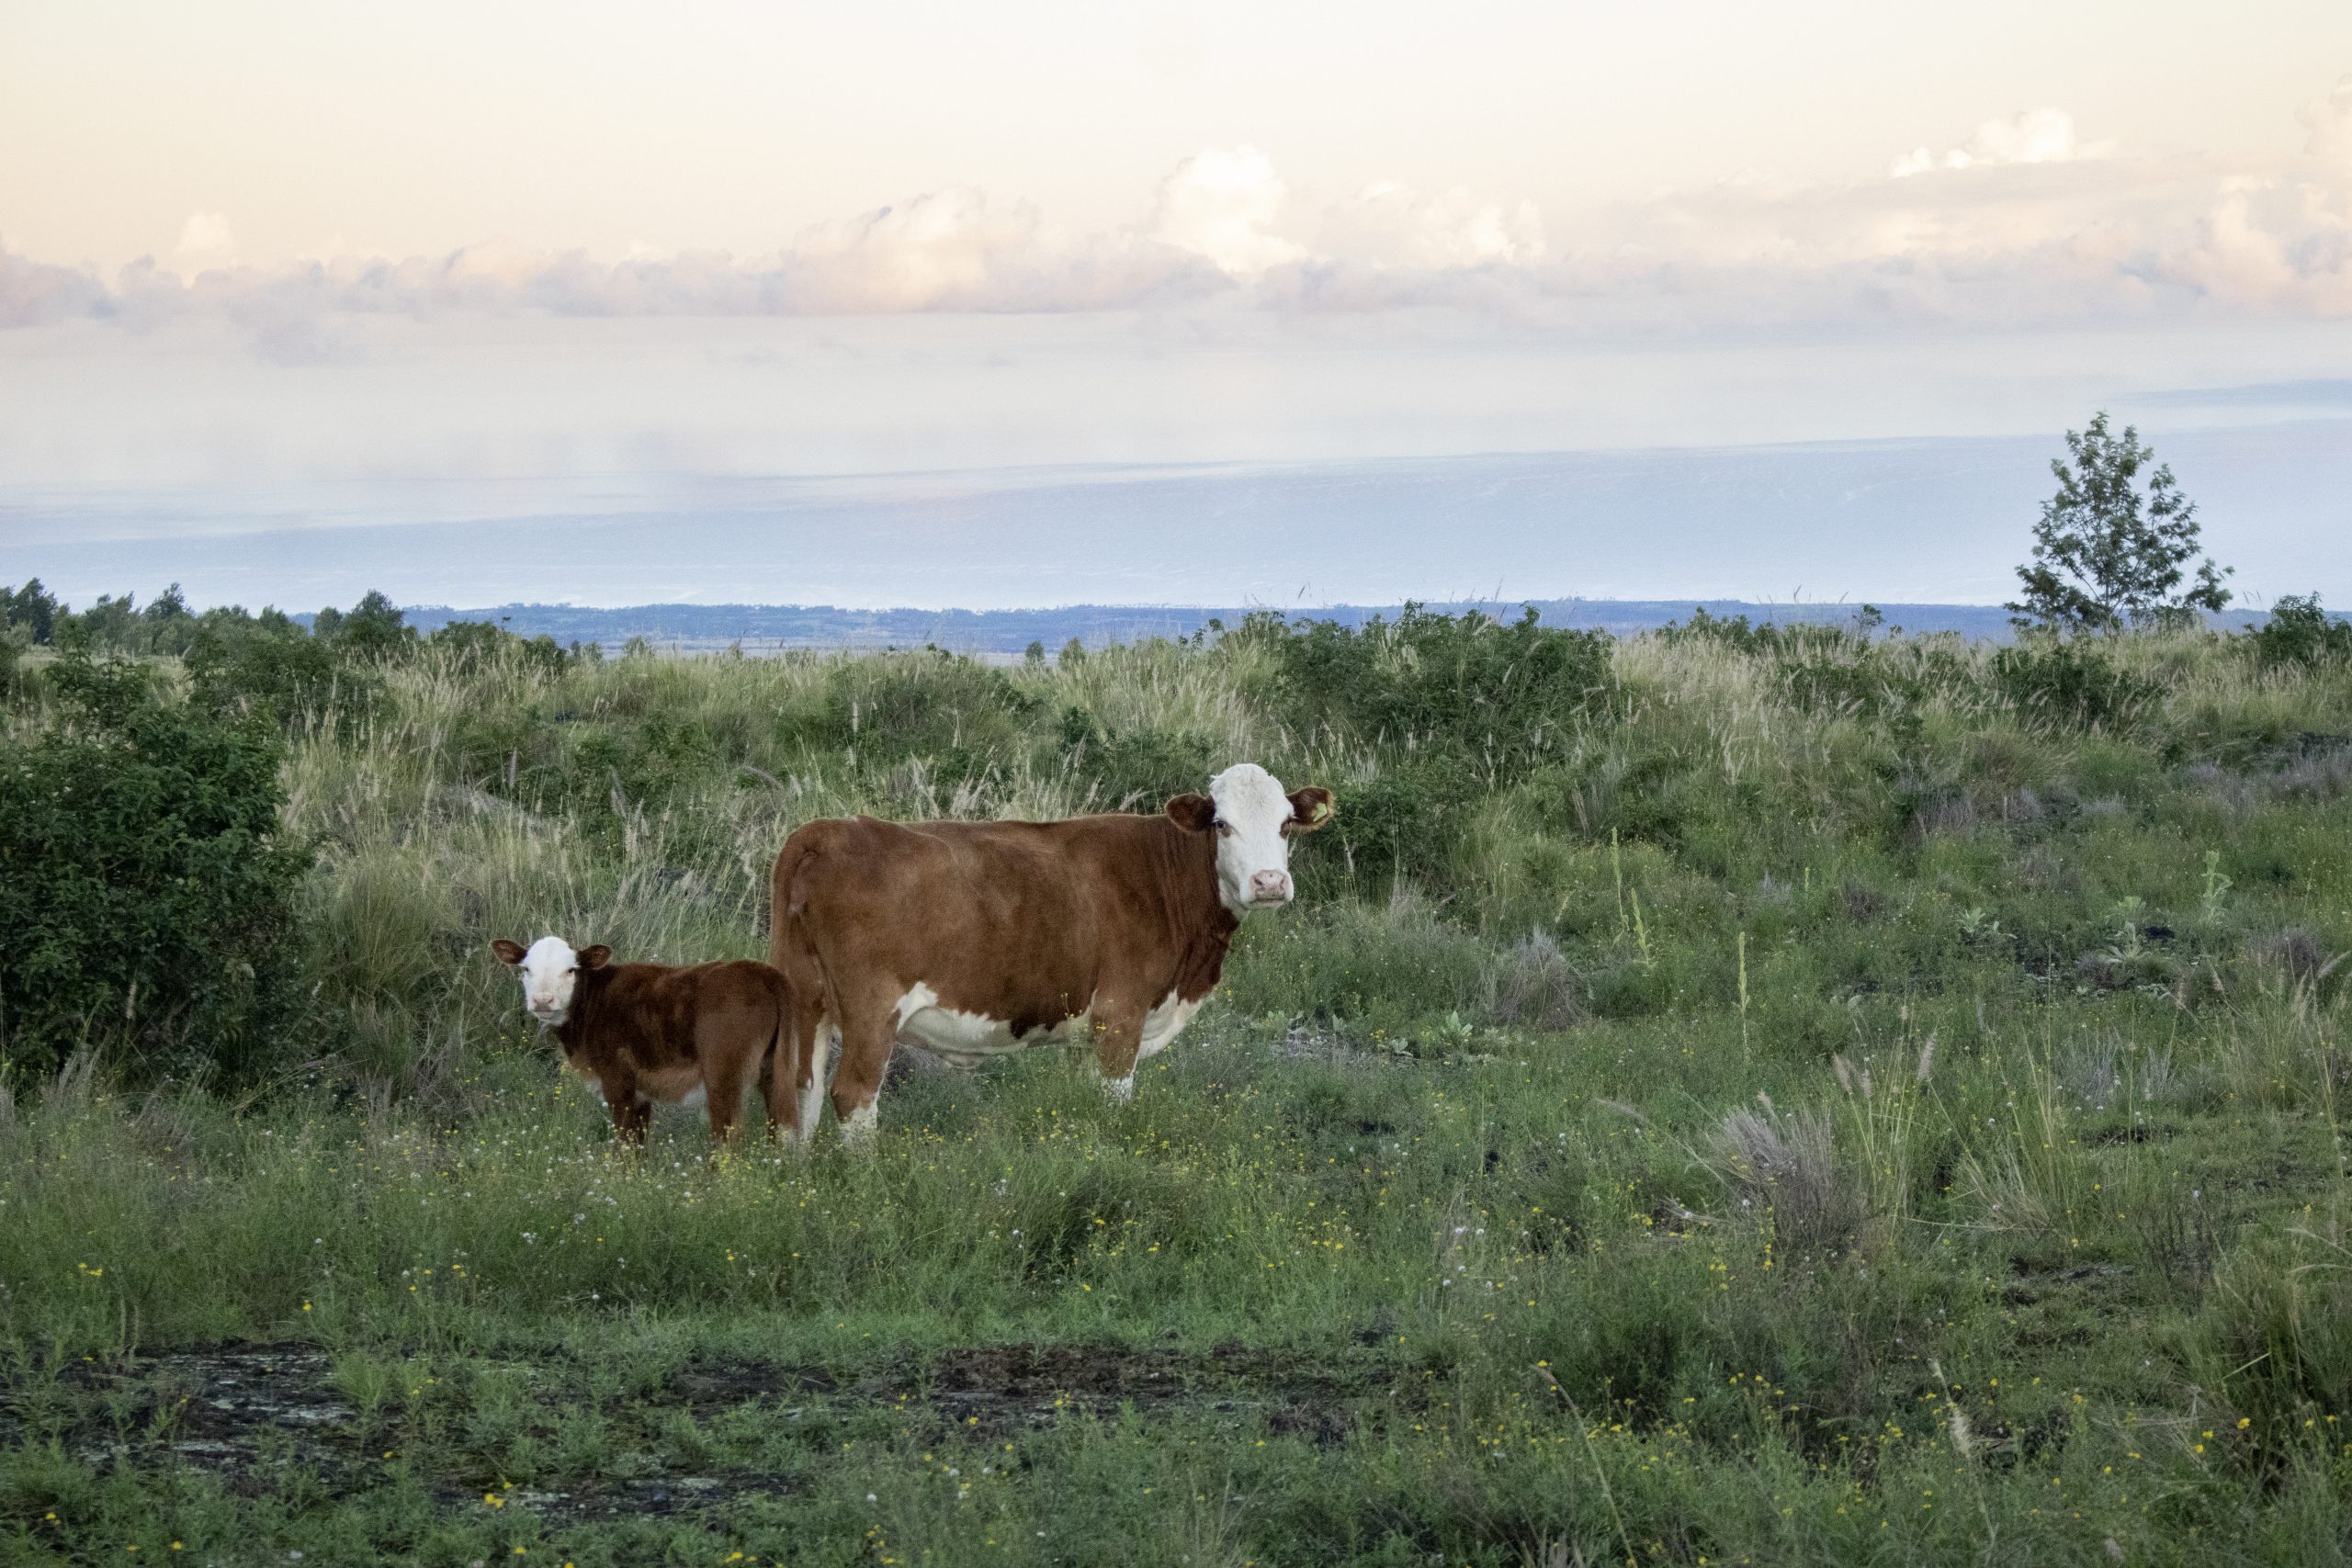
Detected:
left=8, top=1337, right=1392, bottom=1523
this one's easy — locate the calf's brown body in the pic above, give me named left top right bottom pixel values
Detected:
left=492, top=940, right=798, bottom=1144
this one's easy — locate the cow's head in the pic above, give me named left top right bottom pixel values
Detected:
left=491, top=935, right=610, bottom=1028
left=1166, top=763, right=1335, bottom=915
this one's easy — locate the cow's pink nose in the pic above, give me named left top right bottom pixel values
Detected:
left=1250, top=870, right=1293, bottom=904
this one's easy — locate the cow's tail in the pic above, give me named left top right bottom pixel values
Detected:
left=768, top=829, right=835, bottom=1137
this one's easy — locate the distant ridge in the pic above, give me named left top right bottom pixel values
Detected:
left=384, top=598, right=2270, bottom=654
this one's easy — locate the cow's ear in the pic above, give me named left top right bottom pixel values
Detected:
left=1285, top=786, right=1335, bottom=833
left=1165, top=794, right=1216, bottom=833
left=577, top=945, right=613, bottom=970
left=492, top=939, right=526, bottom=965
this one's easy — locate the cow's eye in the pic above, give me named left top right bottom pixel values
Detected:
left=1215, top=820, right=1234, bottom=838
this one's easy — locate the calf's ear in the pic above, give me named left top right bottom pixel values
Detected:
left=1285, top=786, right=1336, bottom=833
left=1164, top=794, right=1216, bottom=833
left=491, top=939, right=526, bottom=965
left=578, top=945, right=613, bottom=970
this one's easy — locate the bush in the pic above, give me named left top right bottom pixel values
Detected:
left=819, top=649, right=1040, bottom=765
left=1244, top=604, right=1614, bottom=767
left=2247, top=593, right=2352, bottom=670
left=185, top=609, right=375, bottom=729
left=424, top=618, right=577, bottom=676
left=1056, top=707, right=1215, bottom=811
left=1989, top=638, right=2157, bottom=732
left=0, top=654, right=312, bottom=1080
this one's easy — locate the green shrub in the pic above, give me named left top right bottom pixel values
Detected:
left=1056, top=706, right=1215, bottom=811
left=819, top=649, right=1040, bottom=767
left=185, top=608, right=376, bottom=729
left=424, top=617, right=577, bottom=676
left=1317, top=760, right=1481, bottom=886
left=1989, top=637, right=2158, bottom=732
left=2247, top=593, right=2352, bottom=670
left=1243, top=604, right=1614, bottom=766
left=0, top=654, right=312, bottom=1080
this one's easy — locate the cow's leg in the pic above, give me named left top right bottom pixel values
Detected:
left=755, top=980, right=805, bottom=1145
left=829, top=991, right=897, bottom=1149
left=797, top=1018, right=840, bottom=1146
left=1088, top=998, right=1148, bottom=1104
left=759, top=1019, right=799, bottom=1145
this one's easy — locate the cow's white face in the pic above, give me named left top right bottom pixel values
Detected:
left=492, top=934, right=608, bottom=1028
left=1171, top=763, right=1335, bottom=917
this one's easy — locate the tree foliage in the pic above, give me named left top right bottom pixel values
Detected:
left=2008, top=412, right=2232, bottom=633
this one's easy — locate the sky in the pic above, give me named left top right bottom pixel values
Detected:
left=5, top=1, right=2352, bottom=609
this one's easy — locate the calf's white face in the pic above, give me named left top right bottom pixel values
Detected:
left=491, top=935, right=609, bottom=1028
left=1170, top=763, right=1336, bottom=916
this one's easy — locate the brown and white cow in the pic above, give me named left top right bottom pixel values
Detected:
left=492, top=936, right=799, bottom=1145
left=769, top=762, right=1334, bottom=1144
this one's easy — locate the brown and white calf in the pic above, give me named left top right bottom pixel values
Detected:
left=769, top=762, right=1334, bottom=1145
left=492, top=936, right=799, bottom=1145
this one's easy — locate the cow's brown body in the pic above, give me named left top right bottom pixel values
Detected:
left=493, top=940, right=797, bottom=1145
left=769, top=810, right=1243, bottom=1137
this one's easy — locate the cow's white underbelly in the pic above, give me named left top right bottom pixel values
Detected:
left=1137, top=991, right=1204, bottom=1059
left=892, top=983, right=1091, bottom=1069
left=888, top=983, right=1204, bottom=1071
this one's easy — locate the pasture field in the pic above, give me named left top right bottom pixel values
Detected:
left=5, top=608, right=2352, bottom=1565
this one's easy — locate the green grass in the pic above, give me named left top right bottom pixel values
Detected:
left=5, top=619, right=2352, bottom=1564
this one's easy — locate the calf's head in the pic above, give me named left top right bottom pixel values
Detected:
left=1166, top=762, right=1335, bottom=915
left=491, top=935, right=611, bottom=1028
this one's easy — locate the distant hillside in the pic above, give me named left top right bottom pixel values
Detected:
left=388, top=598, right=2149, bottom=654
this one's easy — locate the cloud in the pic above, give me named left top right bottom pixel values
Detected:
left=17, top=79, right=2352, bottom=350
left=174, top=212, right=237, bottom=269
left=1316, top=180, right=1545, bottom=270
left=2301, top=73, right=2352, bottom=168
left=0, top=243, right=107, bottom=328
left=1891, top=107, right=2109, bottom=178
left=1148, top=146, right=1304, bottom=275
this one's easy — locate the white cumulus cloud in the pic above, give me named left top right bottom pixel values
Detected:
left=173, top=212, right=237, bottom=273
left=1148, top=146, right=1306, bottom=275
left=1317, top=180, right=1545, bottom=270
left=1891, top=107, right=2099, bottom=178
left=2301, top=73, right=2352, bottom=169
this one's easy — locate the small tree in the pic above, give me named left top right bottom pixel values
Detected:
left=1, top=579, right=58, bottom=644
left=320, top=590, right=415, bottom=660
left=2008, top=412, right=2232, bottom=633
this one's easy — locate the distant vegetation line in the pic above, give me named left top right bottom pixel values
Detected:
left=384, top=597, right=2264, bottom=652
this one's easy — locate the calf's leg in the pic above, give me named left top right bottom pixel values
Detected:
left=695, top=1003, right=759, bottom=1146
left=603, top=1077, right=651, bottom=1146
